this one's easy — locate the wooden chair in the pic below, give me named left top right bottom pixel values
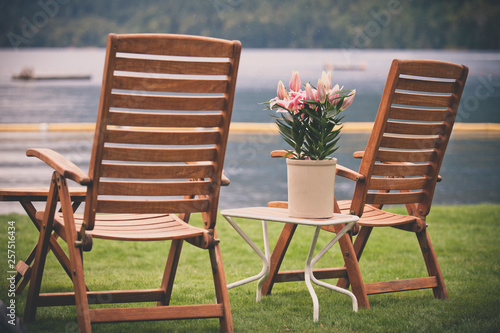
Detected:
left=265, top=59, right=468, bottom=308
left=23, top=33, right=241, bottom=332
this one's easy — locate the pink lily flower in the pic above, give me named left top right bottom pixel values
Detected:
left=288, top=92, right=303, bottom=113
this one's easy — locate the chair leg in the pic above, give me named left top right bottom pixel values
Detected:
left=159, top=239, right=184, bottom=306
left=65, top=235, right=92, bottom=332
left=158, top=205, right=193, bottom=305
left=261, top=223, right=298, bottom=296
left=56, top=174, right=92, bottom=332
left=337, top=226, right=372, bottom=289
left=416, top=229, right=448, bottom=299
left=352, top=226, right=373, bottom=262
left=24, top=174, right=59, bottom=323
left=209, top=243, right=233, bottom=333
left=333, top=223, right=369, bottom=309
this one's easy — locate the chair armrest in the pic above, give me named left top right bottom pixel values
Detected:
left=268, top=201, right=288, bottom=208
left=26, top=148, right=91, bottom=186
left=336, top=164, right=365, bottom=182
left=353, top=151, right=364, bottom=159
left=221, top=170, right=230, bottom=186
left=270, top=150, right=292, bottom=158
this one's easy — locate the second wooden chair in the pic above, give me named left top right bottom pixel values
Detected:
left=265, top=59, right=469, bottom=309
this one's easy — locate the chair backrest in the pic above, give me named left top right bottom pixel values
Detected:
left=83, top=33, right=241, bottom=230
left=351, top=59, right=468, bottom=217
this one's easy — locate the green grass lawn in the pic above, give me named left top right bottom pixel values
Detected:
left=1, top=204, right=499, bottom=332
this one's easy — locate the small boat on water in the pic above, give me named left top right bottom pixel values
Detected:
left=324, top=61, right=367, bottom=71
left=12, top=67, right=91, bottom=81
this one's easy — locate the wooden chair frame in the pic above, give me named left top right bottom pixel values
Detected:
left=264, top=59, right=468, bottom=308
left=22, top=33, right=241, bottom=332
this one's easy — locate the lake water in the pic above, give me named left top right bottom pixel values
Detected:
left=1, top=48, right=499, bottom=213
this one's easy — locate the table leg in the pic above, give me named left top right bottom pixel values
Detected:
left=223, top=216, right=270, bottom=302
left=304, top=226, right=322, bottom=322
left=304, top=222, right=358, bottom=322
left=261, top=222, right=298, bottom=295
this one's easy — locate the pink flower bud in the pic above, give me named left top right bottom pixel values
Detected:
left=317, top=77, right=327, bottom=102
left=328, top=84, right=341, bottom=106
left=321, top=71, right=332, bottom=91
left=340, top=89, right=356, bottom=111
left=289, top=71, right=301, bottom=91
left=305, top=83, right=315, bottom=100
left=277, top=80, right=288, bottom=100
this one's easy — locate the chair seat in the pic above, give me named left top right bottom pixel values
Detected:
left=337, top=200, right=421, bottom=227
left=36, top=212, right=208, bottom=241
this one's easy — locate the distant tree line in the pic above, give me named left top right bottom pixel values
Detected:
left=1, top=0, right=499, bottom=49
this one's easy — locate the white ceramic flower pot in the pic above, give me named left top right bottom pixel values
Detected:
left=286, top=158, right=337, bottom=219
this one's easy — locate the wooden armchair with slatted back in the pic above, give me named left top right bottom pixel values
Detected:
left=265, top=59, right=468, bottom=308
left=23, top=33, right=241, bottom=332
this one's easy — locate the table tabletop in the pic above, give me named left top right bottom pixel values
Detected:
left=0, top=187, right=86, bottom=202
left=221, top=206, right=359, bottom=226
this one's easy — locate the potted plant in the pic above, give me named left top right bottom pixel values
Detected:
left=266, top=70, right=355, bottom=218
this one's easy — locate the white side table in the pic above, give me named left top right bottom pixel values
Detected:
left=221, top=206, right=359, bottom=322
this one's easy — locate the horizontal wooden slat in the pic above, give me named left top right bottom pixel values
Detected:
left=372, top=163, right=431, bottom=177
left=398, top=60, right=465, bottom=79
left=366, top=191, right=425, bottom=205
left=392, top=92, right=452, bottom=107
left=108, top=111, right=223, bottom=128
left=104, top=128, right=220, bottom=145
left=38, top=289, right=165, bottom=307
left=100, top=163, right=213, bottom=179
left=380, top=135, right=438, bottom=149
left=96, top=198, right=210, bottom=214
left=368, top=177, right=428, bottom=191
left=385, top=121, right=445, bottom=136
left=90, top=304, right=224, bottom=323
left=115, top=57, right=231, bottom=75
left=102, top=146, right=217, bottom=162
left=110, top=93, right=226, bottom=111
left=389, top=106, right=448, bottom=121
left=98, top=180, right=212, bottom=196
left=113, top=75, right=228, bottom=93
left=375, top=149, right=436, bottom=163
left=274, top=268, right=348, bottom=282
left=397, top=77, right=457, bottom=93
left=15, top=260, right=30, bottom=276
left=115, top=34, right=236, bottom=57
left=365, top=277, right=438, bottom=295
